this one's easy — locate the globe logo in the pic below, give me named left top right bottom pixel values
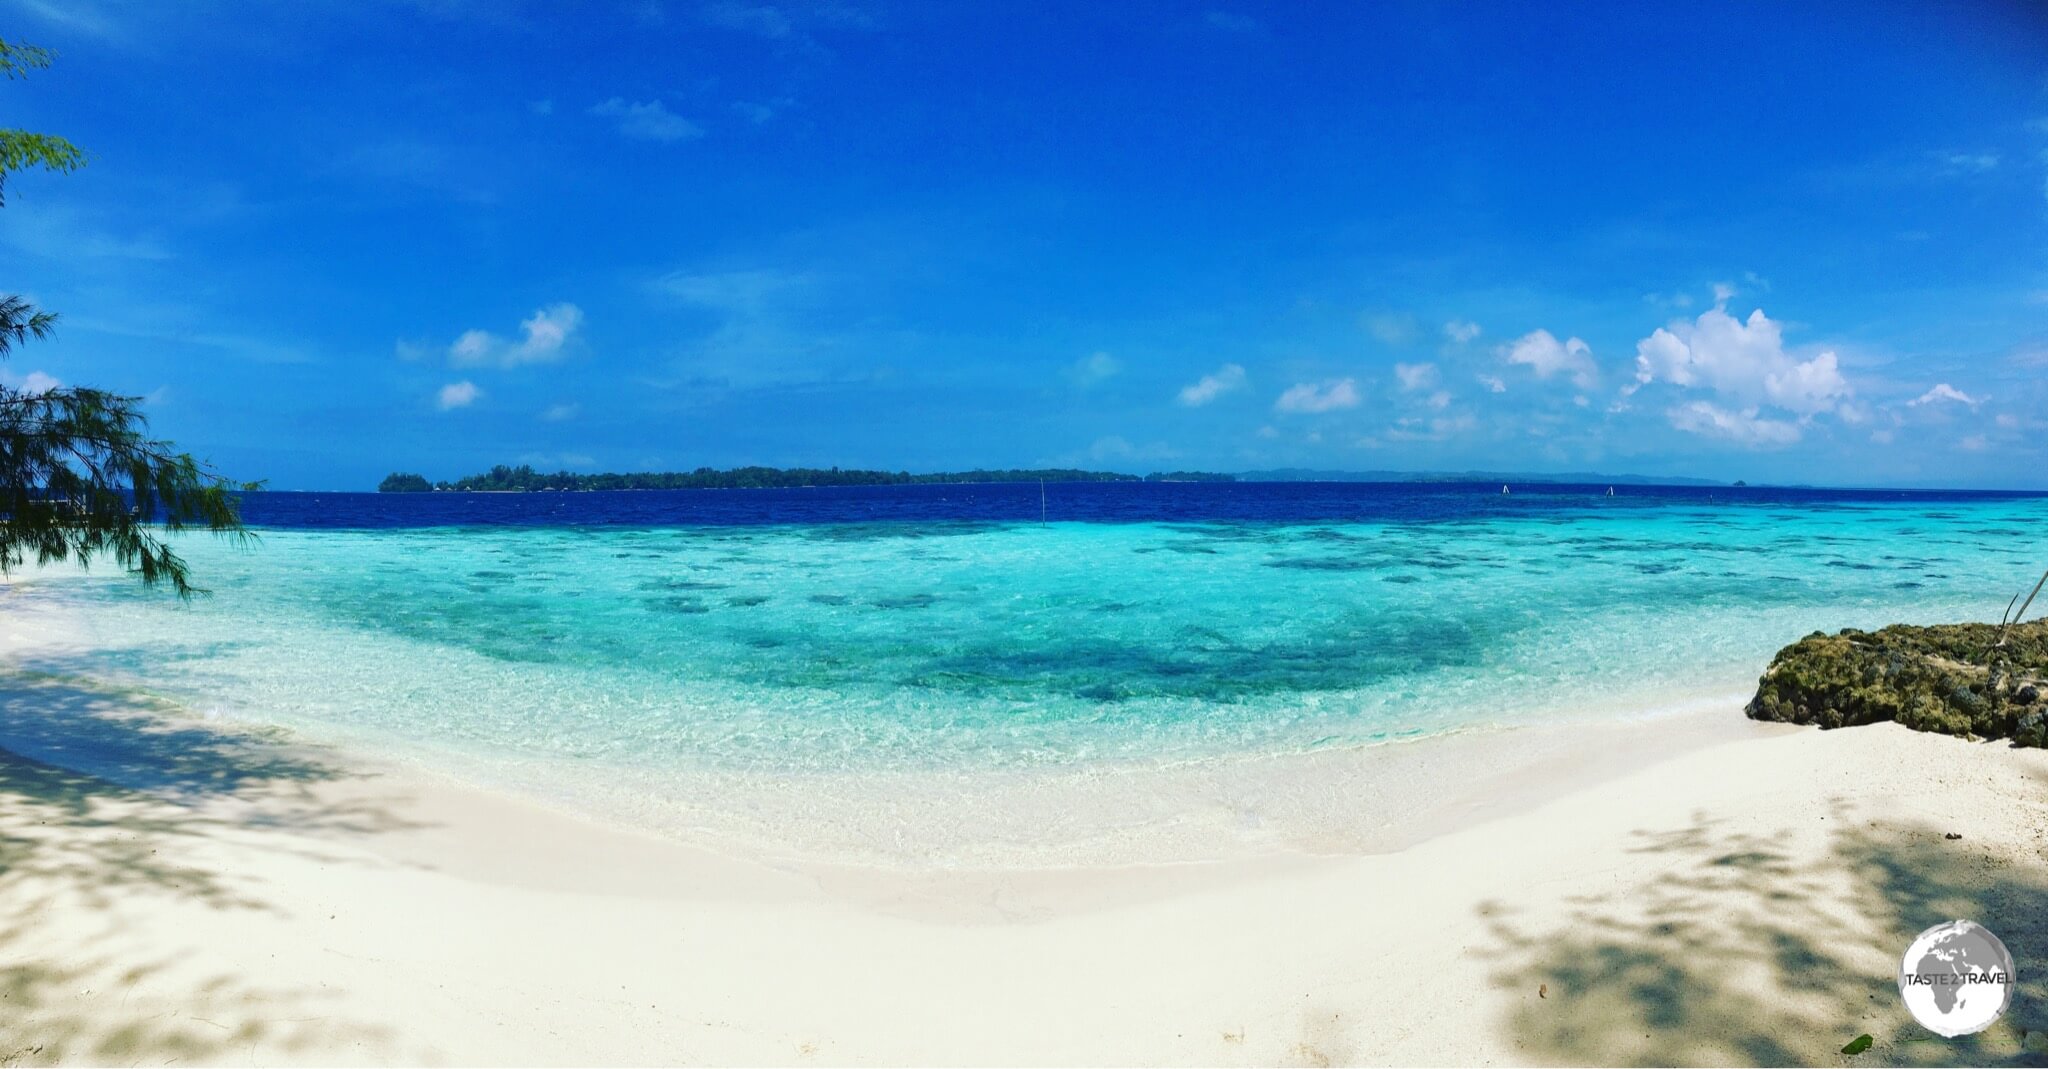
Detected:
left=1897, top=920, right=2015, bottom=1037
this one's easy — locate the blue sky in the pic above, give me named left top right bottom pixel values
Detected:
left=3, top=1, right=2045, bottom=489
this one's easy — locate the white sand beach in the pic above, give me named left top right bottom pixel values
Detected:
left=3, top=669, right=2044, bottom=1067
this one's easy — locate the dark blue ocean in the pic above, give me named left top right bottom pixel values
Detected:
left=234, top=480, right=2046, bottom=528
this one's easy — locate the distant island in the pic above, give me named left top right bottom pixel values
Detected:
left=375, top=464, right=1745, bottom=493
left=378, top=465, right=1237, bottom=493
left=1234, top=468, right=1728, bottom=486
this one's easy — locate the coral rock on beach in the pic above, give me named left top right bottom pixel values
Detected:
left=1747, top=619, right=2048, bottom=746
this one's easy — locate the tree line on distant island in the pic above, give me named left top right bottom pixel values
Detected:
left=378, top=464, right=1237, bottom=492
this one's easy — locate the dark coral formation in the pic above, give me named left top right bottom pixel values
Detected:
left=1747, top=619, right=2048, bottom=747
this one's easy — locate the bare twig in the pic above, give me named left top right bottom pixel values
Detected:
left=1995, top=569, right=2048, bottom=648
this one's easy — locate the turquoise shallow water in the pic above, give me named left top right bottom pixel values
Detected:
left=8, top=495, right=2045, bottom=792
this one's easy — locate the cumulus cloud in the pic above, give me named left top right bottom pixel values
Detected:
left=1632, top=307, right=1848, bottom=417
left=588, top=98, right=703, bottom=143
left=1499, top=329, right=1599, bottom=389
left=2, top=369, right=61, bottom=395
left=1274, top=378, right=1361, bottom=414
left=1477, top=374, right=1506, bottom=393
left=1666, top=400, right=1800, bottom=447
left=541, top=402, right=581, bottom=422
left=1393, top=361, right=1439, bottom=391
left=1443, top=320, right=1481, bottom=344
left=1178, top=363, right=1246, bottom=406
left=1067, top=351, right=1122, bottom=388
left=437, top=380, right=480, bottom=410
left=1907, top=383, right=1978, bottom=407
left=447, top=303, right=585, bottom=368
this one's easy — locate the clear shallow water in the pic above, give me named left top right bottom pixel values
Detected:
left=5, top=483, right=2045, bottom=858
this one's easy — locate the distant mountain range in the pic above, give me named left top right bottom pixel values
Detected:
left=1234, top=468, right=1729, bottom=486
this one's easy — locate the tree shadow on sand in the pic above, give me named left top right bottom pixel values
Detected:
left=1480, top=796, right=2048, bottom=1067
left=0, top=671, right=423, bottom=1064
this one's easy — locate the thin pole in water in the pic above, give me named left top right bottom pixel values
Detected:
left=1040, top=479, right=1047, bottom=525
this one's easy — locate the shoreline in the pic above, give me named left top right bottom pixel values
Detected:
left=2, top=552, right=1790, bottom=873
left=0, top=616, right=1777, bottom=871
left=2, top=669, right=2044, bottom=1064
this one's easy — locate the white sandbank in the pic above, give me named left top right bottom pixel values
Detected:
left=1, top=671, right=2045, bottom=1066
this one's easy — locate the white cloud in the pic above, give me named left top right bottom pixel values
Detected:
left=1365, top=313, right=1418, bottom=347
left=1394, top=361, right=1439, bottom=391
left=517, top=303, right=580, bottom=356
left=1907, top=383, right=1978, bottom=407
left=1384, top=412, right=1476, bottom=442
left=1666, top=400, right=1801, bottom=447
left=1499, top=329, right=1599, bottom=389
left=450, top=329, right=494, bottom=363
left=1937, top=151, right=1999, bottom=173
left=446, top=303, right=585, bottom=368
left=1632, top=307, right=1848, bottom=416
left=1959, top=434, right=1990, bottom=451
left=541, top=402, right=581, bottom=422
left=654, top=268, right=803, bottom=314
left=1067, top=351, right=1122, bottom=388
left=516, top=451, right=598, bottom=470
left=437, top=380, right=480, bottom=410
left=1478, top=374, right=1506, bottom=393
left=1, top=369, right=61, bottom=395
left=1274, top=378, right=1361, bottom=414
left=1443, top=320, right=1481, bottom=344
left=1177, top=363, right=1247, bottom=406
left=1712, top=282, right=1737, bottom=305
left=588, top=98, right=703, bottom=143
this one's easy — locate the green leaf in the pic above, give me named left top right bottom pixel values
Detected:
left=1841, top=1033, right=1873, bottom=1056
